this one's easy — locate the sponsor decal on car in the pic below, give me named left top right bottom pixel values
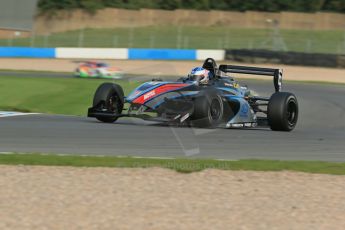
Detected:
left=224, top=83, right=233, bottom=87
left=143, top=90, right=156, bottom=100
left=226, top=122, right=257, bottom=128
left=133, top=83, right=188, bottom=104
left=233, top=83, right=240, bottom=88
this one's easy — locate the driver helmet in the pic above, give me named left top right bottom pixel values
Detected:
left=188, top=67, right=209, bottom=84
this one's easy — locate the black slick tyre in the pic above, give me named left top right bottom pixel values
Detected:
left=93, top=83, right=124, bottom=123
left=267, top=92, right=298, bottom=131
left=191, top=92, right=224, bottom=128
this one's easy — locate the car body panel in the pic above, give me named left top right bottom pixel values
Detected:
left=123, top=78, right=257, bottom=127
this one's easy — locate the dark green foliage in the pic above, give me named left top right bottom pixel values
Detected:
left=323, top=0, right=345, bottom=12
left=181, top=0, right=209, bottom=10
left=37, top=0, right=345, bottom=13
left=79, top=0, right=104, bottom=13
left=38, top=0, right=80, bottom=11
left=156, top=0, right=180, bottom=10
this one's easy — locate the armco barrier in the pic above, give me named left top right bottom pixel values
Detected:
left=226, top=49, right=344, bottom=68
left=2, top=47, right=343, bottom=67
left=128, top=48, right=196, bottom=60
left=0, top=47, right=225, bottom=60
left=1, top=47, right=343, bottom=67
left=56, top=48, right=128, bottom=59
left=0, top=47, right=55, bottom=58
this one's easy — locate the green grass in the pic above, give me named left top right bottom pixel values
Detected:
left=1, top=153, right=345, bottom=174
left=2, top=26, right=345, bottom=54
left=0, top=76, right=140, bottom=115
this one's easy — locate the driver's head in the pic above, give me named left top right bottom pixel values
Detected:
left=188, top=67, right=209, bottom=84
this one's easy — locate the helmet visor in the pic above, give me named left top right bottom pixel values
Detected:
left=188, top=74, right=205, bottom=82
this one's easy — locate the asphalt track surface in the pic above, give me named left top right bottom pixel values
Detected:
left=0, top=73, right=344, bottom=161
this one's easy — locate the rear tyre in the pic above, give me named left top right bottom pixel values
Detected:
left=191, top=92, right=224, bottom=128
left=267, top=92, right=298, bottom=131
left=93, top=83, right=124, bottom=123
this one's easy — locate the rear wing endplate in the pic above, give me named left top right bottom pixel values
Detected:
left=218, top=64, right=283, bottom=92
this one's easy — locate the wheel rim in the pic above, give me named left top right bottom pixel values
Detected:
left=107, top=94, right=119, bottom=113
left=209, top=98, right=221, bottom=121
left=287, top=100, right=297, bottom=126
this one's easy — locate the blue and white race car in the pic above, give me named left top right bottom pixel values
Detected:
left=88, top=58, right=298, bottom=131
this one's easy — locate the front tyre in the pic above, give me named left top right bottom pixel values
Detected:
left=268, top=92, right=298, bottom=131
left=191, top=93, right=224, bottom=128
left=93, top=83, right=124, bottom=123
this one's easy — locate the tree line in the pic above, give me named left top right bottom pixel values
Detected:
left=38, top=0, right=345, bottom=13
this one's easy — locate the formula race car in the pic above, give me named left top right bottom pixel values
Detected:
left=75, top=61, right=123, bottom=79
left=87, top=58, right=298, bottom=131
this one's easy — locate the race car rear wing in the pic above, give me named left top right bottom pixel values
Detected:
left=218, top=65, right=283, bottom=92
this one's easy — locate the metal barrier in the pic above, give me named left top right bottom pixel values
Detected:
left=226, top=49, right=345, bottom=68
left=0, top=47, right=225, bottom=60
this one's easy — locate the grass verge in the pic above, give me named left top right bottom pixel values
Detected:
left=1, top=153, right=345, bottom=174
left=0, top=76, right=141, bottom=115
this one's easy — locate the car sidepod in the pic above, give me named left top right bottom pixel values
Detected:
left=126, top=81, right=199, bottom=120
left=223, top=96, right=257, bottom=128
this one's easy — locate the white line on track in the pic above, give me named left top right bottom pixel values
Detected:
left=0, top=111, right=40, bottom=118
